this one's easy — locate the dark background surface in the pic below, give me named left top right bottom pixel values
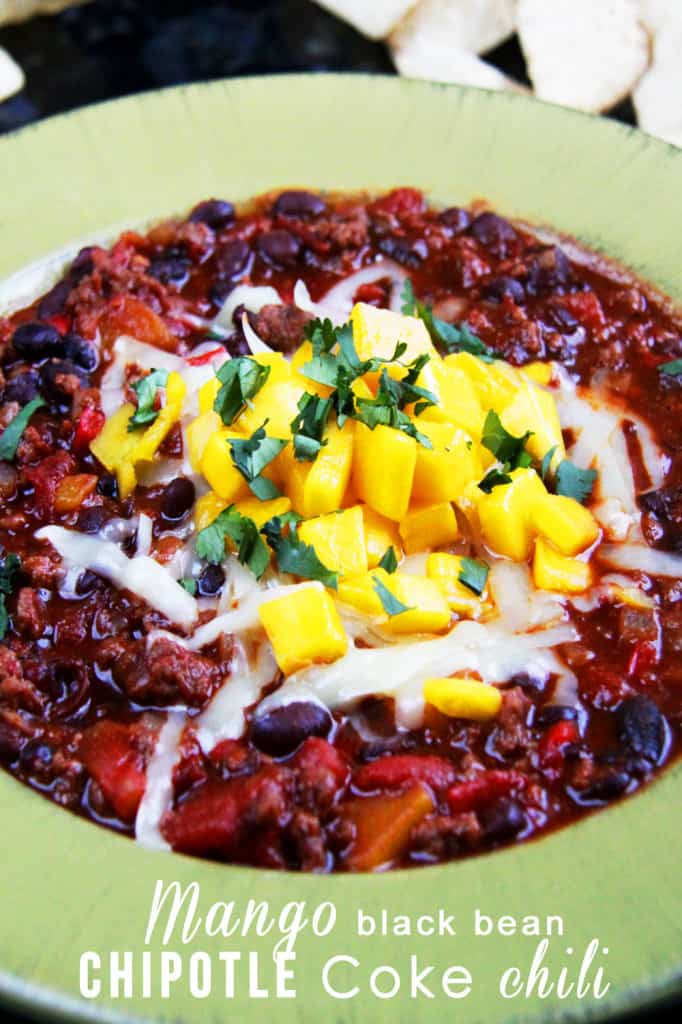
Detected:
left=0, top=1, right=673, bottom=1022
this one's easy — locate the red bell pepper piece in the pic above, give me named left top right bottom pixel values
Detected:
left=79, top=721, right=148, bottom=823
left=185, top=346, right=225, bottom=366
left=73, top=407, right=105, bottom=455
left=353, top=753, right=455, bottom=793
left=48, top=314, right=70, bottom=335
left=447, top=770, right=524, bottom=814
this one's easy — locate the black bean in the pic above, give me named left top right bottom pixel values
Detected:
left=19, top=739, right=53, bottom=772
left=12, top=322, right=62, bottom=359
left=480, top=799, right=526, bottom=843
left=75, top=569, right=99, bottom=596
left=534, top=704, right=578, bottom=728
left=0, top=721, right=23, bottom=763
left=215, top=239, right=251, bottom=280
left=376, top=234, right=423, bottom=268
left=257, top=229, right=301, bottom=268
left=148, top=256, right=191, bottom=288
left=69, top=246, right=95, bottom=281
left=76, top=506, right=107, bottom=534
left=189, top=199, right=236, bottom=229
left=273, top=190, right=327, bottom=219
left=161, top=477, right=196, bottom=521
left=545, top=304, right=579, bottom=333
left=508, top=671, right=548, bottom=697
left=3, top=370, right=40, bottom=404
left=469, top=212, right=517, bottom=258
left=438, top=207, right=471, bottom=233
left=483, top=275, right=526, bottom=304
left=526, top=246, right=572, bottom=296
left=580, top=771, right=631, bottom=803
left=39, top=359, right=87, bottom=405
left=61, top=333, right=98, bottom=372
left=37, top=279, right=73, bottom=320
left=197, top=563, right=225, bottom=597
left=96, top=473, right=118, bottom=499
left=251, top=702, right=332, bottom=757
left=617, top=695, right=666, bottom=763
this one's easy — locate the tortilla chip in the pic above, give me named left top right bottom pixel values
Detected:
left=0, top=47, right=24, bottom=102
left=634, top=0, right=682, bottom=147
left=517, top=0, right=649, bottom=112
left=315, top=0, right=418, bottom=39
left=391, top=39, right=523, bottom=92
left=391, top=0, right=516, bottom=58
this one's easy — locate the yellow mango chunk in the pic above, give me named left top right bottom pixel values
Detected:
left=90, top=403, right=137, bottom=473
left=198, top=376, right=221, bottom=415
left=501, top=377, right=565, bottom=466
left=238, top=379, right=304, bottom=439
left=343, top=785, right=434, bottom=871
left=337, top=567, right=393, bottom=617
left=285, top=419, right=355, bottom=518
left=417, top=359, right=484, bottom=439
left=399, top=502, right=459, bottom=554
left=446, top=352, right=521, bottom=411
left=533, top=538, right=593, bottom=594
left=530, top=493, right=600, bottom=556
left=351, top=302, right=436, bottom=373
left=521, top=361, right=553, bottom=385
left=353, top=422, right=417, bottom=522
left=252, top=351, right=292, bottom=385
left=127, top=371, right=186, bottom=464
left=426, top=553, right=487, bottom=617
left=298, top=505, right=368, bottom=578
left=362, top=506, right=403, bottom=568
left=200, top=428, right=250, bottom=502
left=412, top=420, right=482, bottom=504
left=186, top=410, right=221, bottom=471
left=194, top=492, right=228, bottom=532
left=478, top=468, right=547, bottom=561
left=290, top=340, right=333, bottom=398
left=234, top=495, right=292, bottom=529
left=382, top=573, right=451, bottom=635
left=259, top=584, right=348, bottom=676
left=423, top=676, right=502, bottom=721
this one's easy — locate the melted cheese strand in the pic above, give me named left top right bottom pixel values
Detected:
left=196, top=640, right=278, bottom=753
left=135, top=712, right=185, bottom=851
left=600, top=543, right=682, bottom=577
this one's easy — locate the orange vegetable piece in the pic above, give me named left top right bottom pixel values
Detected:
left=53, top=474, right=98, bottom=513
left=99, top=294, right=176, bottom=351
left=342, top=784, right=435, bottom=871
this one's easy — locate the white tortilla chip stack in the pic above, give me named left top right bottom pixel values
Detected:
left=634, top=0, right=682, bottom=147
left=0, top=0, right=88, bottom=26
left=517, top=0, right=649, bottom=113
left=391, top=0, right=516, bottom=58
left=315, top=0, right=419, bottom=40
left=0, top=47, right=24, bottom=102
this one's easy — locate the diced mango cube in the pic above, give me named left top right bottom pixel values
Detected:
left=382, top=573, right=451, bottom=635
left=284, top=419, right=354, bottom=518
left=298, top=505, right=368, bottom=578
left=522, top=361, right=553, bottom=385
left=412, top=420, right=482, bottom=504
left=501, top=378, right=565, bottom=466
left=200, top=428, right=250, bottom=502
left=478, top=468, right=547, bottom=561
left=362, top=506, right=403, bottom=568
left=290, top=340, right=333, bottom=398
left=337, top=567, right=393, bottom=617
left=259, top=583, right=348, bottom=676
left=423, top=676, right=502, bottom=721
left=238, top=379, right=305, bottom=439
left=194, top=491, right=228, bottom=532
left=252, top=351, right=292, bottom=385
left=186, top=410, right=221, bottom=471
left=353, top=422, right=417, bottom=522
left=446, top=352, right=521, bottom=411
left=426, top=553, right=487, bottom=617
left=351, top=302, right=436, bottom=373
left=417, top=359, right=484, bottom=439
left=198, top=376, right=221, bottom=415
left=533, top=538, right=593, bottom=593
left=234, top=495, right=292, bottom=529
left=399, top=502, right=459, bottom=554
left=530, top=493, right=600, bottom=556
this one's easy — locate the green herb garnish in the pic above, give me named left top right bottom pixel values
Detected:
left=0, top=398, right=46, bottom=461
left=377, top=546, right=398, bottom=573
left=555, top=460, right=597, bottom=504
left=0, top=551, right=20, bottom=640
left=290, top=392, right=333, bottom=462
left=478, top=467, right=513, bottom=493
left=179, top=577, right=197, bottom=595
left=658, top=358, right=682, bottom=377
left=372, top=575, right=412, bottom=617
left=262, top=514, right=338, bottom=589
left=128, top=369, right=169, bottom=430
left=401, top=279, right=496, bottom=361
left=213, top=356, right=271, bottom=426
left=458, top=557, right=489, bottom=596
left=481, top=409, right=533, bottom=467
left=196, top=506, right=270, bottom=579
left=228, top=423, right=288, bottom=500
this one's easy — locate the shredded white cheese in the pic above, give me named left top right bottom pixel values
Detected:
left=196, top=640, right=278, bottom=753
left=134, top=712, right=185, bottom=852
left=599, top=543, right=682, bottom=578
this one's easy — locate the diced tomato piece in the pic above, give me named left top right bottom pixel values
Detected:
left=73, top=407, right=105, bottom=455
left=186, top=346, right=225, bottom=366
left=353, top=754, right=455, bottom=793
left=446, top=770, right=524, bottom=814
left=98, top=294, right=176, bottom=351
left=291, top=737, right=349, bottom=788
left=561, top=291, right=606, bottom=333
left=342, top=784, right=434, bottom=871
left=80, top=721, right=148, bottom=823
left=48, top=314, right=70, bottom=335
left=370, top=187, right=424, bottom=218
left=538, top=720, right=580, bottom=778
left=354, top=282, right=386, bottom=305
left=24, top=451, right=75, bottom=515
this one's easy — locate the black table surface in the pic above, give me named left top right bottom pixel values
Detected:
left=0, top=1, right=676, bottom=1021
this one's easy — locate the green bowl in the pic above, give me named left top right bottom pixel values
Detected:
left=0, top=74, right=681, bottom=1024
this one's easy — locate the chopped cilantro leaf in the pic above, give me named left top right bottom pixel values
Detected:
left=377, top=546, right=398, bottom=573
left=290, top=393, right=333, bottom=462
left=481, top=409, right=532, bottom=467
left=402, top=278, right=496, bottom=360
left=0, top=398, right=46, bottom=462
left=555, top=460, right=597, bottom=504
left=0, top=551, right=21, bottom=640
left=213, top=357, right=271, bottom=426
left=458, top=557, right=489, bottom=596
left=541, top=445, right=558, bottom=481
left=372, top=575, right=412, bottom=617
left=228, top=424, right=288, bottom=500
left=179, top=577, right=197, bottom=595
left=478, top=466, right=513, bottom=492
left=355, top=369, right=433, bottom=447
left=196, top=506, right=270, bottom=579
left=128, top=369, right=169, bottom=431
left=262, top=515, right=338, bottom=589
left=659, top=358, right=682, bottom=377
